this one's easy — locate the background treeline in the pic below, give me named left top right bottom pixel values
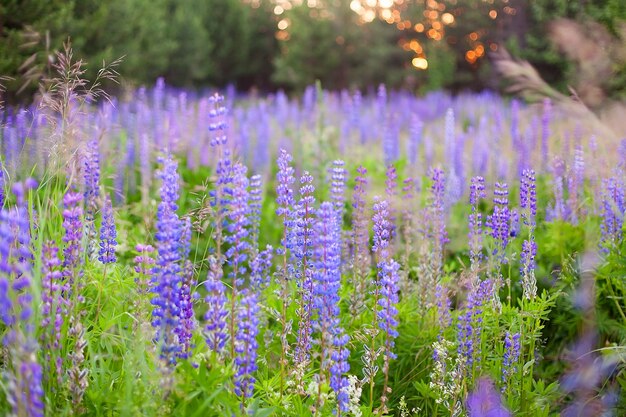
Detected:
left=1, top=0, right=625, bottom=102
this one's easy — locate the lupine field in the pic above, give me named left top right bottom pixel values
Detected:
left=1, top=62, right=626, bottom=417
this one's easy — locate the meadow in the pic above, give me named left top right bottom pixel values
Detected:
left=0, top=65, right=625, bottom=416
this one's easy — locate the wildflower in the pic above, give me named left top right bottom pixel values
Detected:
left=599, top=177, right=625, bottom=251
left=469, top=176, right=486, bottom=272
left=152, top=154, right=185, bottom=364
left=501, top=332, right=521, bottom=389
left=98, top=196, right=117, bottom=264
left=312, top=202, right=350, bottom=413
left=234, top=289, right=260, bottom=400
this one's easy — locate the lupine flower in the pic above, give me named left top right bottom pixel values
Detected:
left=430, top=168, right=448, bottom=262
left=312, top=202, right=350, bottom=413
left=520, top=169, right=537, bottom=226
left=61, top=187, right=89, bottom=407
left=599, top=177, right=625, bottom=251
left=40, top=242, right=64, bottom=382
left=294, top=171, right=316, bottom=375
left=487, top=182, right=510, bottom=261
left=98, top=196, right=117, bottom=264
left=134, top=244, right=155, bottom=294
left=152, top=154, right=185, bottom=364
left=371, top=197, right=400, bottom=411
left=457, top=279, right=492, bottom=372
left=330, top=159, right=346, bottom=219
left=350, top=166, right=370, bottom=318
left=250, top=245, right=273, bottom=290
left=204, top=258, right=229, bottom=357
left=83, top=137, right=100, bottom=212
left=520, top=169, right=538, bottom=299
left=466, top=377, right=512, bottom=417
left=276, top=149, right=296, bottom=255
left=275, top=148, right=296, bottom=388
left=501, top=332, right=521, bottom=389
left=62, top=191, right=84, bottom=287
left=469, top=176, right=486, bottom=272
left=0, top=181, right=43, bottom=417
left=234, top=289, right=260, bottom=400
left=225, top=163, right=251, bottom=357
left=177, top=218, right=195, bottom=359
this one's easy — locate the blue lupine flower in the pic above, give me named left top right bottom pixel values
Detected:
left=204, top=258, right=229, bottom=356
left=98, top=196, right=117, bottom=264
left=469, top=176, right=486, bottom=270
left=502, top=332, right=521, bottom=388
left=487, top=182, right=510, bottom=261
left=152, top=153, right=185, bottom=364
left=312, top=202, right=350, bottom=413
left=457, top=279, right=492, bottom=371
left=599, top=177, right=624, bottom=252
left=234, top=289, right=260, bottom=399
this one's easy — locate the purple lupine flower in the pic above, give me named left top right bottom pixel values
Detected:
left=466, top=377, right=512, bottom=417
left=234, top=289, right=260, bottom=400
left=276, top=149, right=296, bottom=256
left=469, top=176, right=486, bottom=272
left=435, top=284, right=451, bottom=331
left=377, top=257, right=400, bottom=406
left=83, top=138, right=100, bottom=257
left=40, top=242, right=63, bottom=381
left=98, top=196, right=117, bottom=264
left=520, top=169, right=538, bottom=299
left=430, top=168, right=449, bottom=258
left=457, top=279, right=492, bottom=372
left=294, top=171, right=317, bottom=372
left=208, top=93, right=228, bottom=147
left=225, top=163, right=251, bottom=357
left=177, top=218, right=195, bottom=359
left=487, top=182, right=510, bottom=261
left=520, top=169, right=537, bottom=227
left=250, top=245, right=273, bottom=290
left=134, top=244, right=155, bottom=293
left=204, top=258, right=229, bottom=356
left=501, top=332, right=521, bottom=389
left=371, top=197, right=400, bottom=411
left=62, top=191, right=84, bottom=287
left=152, top=154, right=184, bottom=364
left=275, top=148, right=296, bottom=390
left=330, top=160, right=346, bottom=220
left=0, top=181, right=44, bottom=417
left=350, top=166, right=370, bottom=318
left=83, top=138, right=100, bottom=211
left=312, top=202, right=350, bottom=413
left=599, top=177, right=625, bottom=251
